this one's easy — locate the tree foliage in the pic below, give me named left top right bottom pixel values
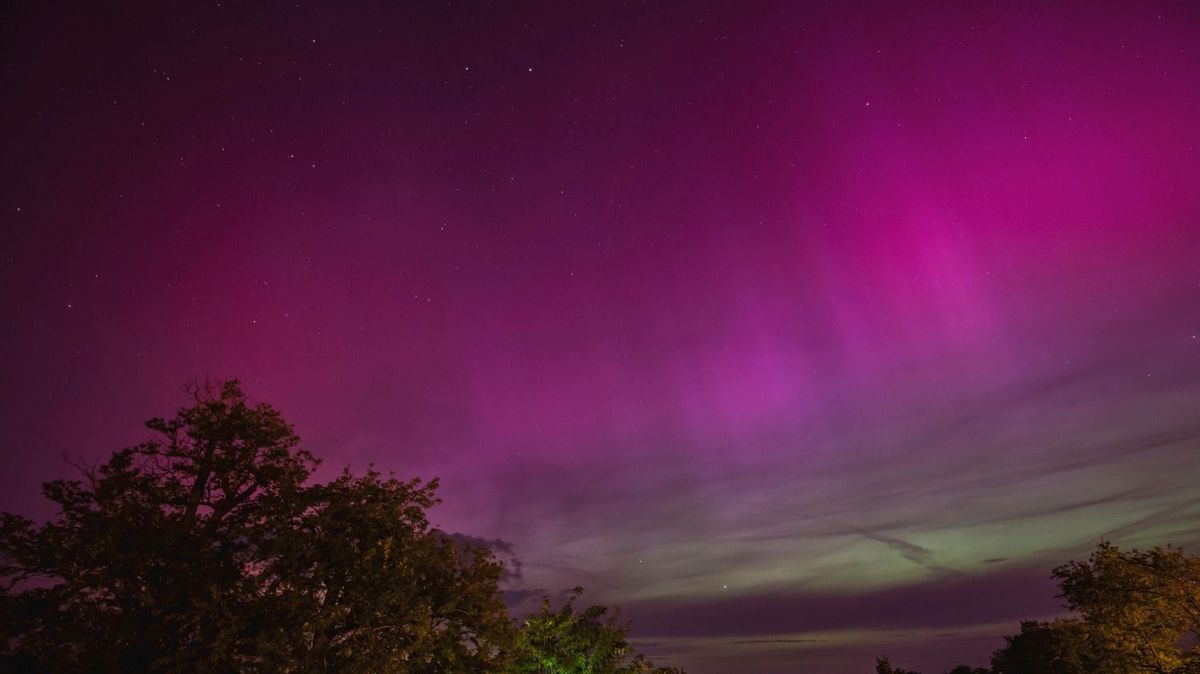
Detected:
left=0, top=381, right=542, bottom=672
left=880, top=542, right=1200, bottom=674
left=988, top=544, right=1200, bottom=674
left=510, top=588, right=681, bottom=674
left=251, top=469, right=516, bottom=672
left=0, top=380, right=320, bottom=671
left=1050, top=542, right=1200, bottom=674
left=989, top=619, right=1092, bottom=674
left=875, top=655, right=922, bottom=674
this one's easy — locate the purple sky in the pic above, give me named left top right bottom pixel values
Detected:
left=3, top=2, right=1200, bottom=672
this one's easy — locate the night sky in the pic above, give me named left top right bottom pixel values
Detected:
left=3, top=2, right=1200, bottom=672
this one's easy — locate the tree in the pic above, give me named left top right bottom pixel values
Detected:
left=873, top=657, right=990, bottom=674
left=990, top=619, right=1092, bottom=674
left=0, top=380, right=515, bottom=672
left=510, top=588, right=681, bottom=674
left=0, top=380, right=315, bottom=671
left=874, top=656, right=920, bottom=674
left=880, top=543, right=1200, bottom=674
left=1052, top=542, right=1200, bottom=674
left=252, top=469, right=515, bottom=672
left=990, top=542, right=1200, bottom=674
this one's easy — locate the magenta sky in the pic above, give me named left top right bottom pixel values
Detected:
left=3, top=3, right=1200, bottom=672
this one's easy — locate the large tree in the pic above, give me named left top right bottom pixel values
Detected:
left=253, top=469, right=516, bottom=672
left=989, top=542, right=1200, bottom=674
left=0, top=381, right=515, bottom=672
left=882, top=542, right=1200, bottom=674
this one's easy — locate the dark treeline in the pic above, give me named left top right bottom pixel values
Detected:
left=0, top=381, right=681, bottom=673
left=3, top=381, right=1198, bottom=673
left=877, top=543, right=1200, bottom=674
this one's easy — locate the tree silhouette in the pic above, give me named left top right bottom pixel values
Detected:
left=0, top=380, right=683, bottom=672
left=990, top=544, right=1200, bottom=674
left=989, top=619, right=1091, bottom=674
left=875, top=656, right=920, bottom=674
left=879, top=543, right=1200, bottom=674
left=250, top=469, right=516, bottom=671
left=0, top=381, right=514, bottom=672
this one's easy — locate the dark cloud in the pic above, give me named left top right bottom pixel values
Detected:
left=440, top=532, right=522, bottom=584
left=729, top=639, right=829, bottom=645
